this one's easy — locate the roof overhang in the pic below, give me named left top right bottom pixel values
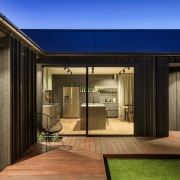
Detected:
left=0, top=13, right=44, bottom=55
left=44, top=52, right=180, bottom=57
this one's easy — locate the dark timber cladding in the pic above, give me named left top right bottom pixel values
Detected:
left=169, top=57, right=180, bottom=131
left=10, top=36, right=37, bottom=164
left=156, top=57, right=169, bottom=136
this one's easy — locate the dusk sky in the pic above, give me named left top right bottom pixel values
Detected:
left=1, top=0, right=180, bottom=29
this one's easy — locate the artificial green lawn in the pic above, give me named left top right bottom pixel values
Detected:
left=106, top=159, right=180, bottom=180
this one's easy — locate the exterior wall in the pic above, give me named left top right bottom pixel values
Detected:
left=0, top=36, right=11, bottom=170
left=134, top=57, right=154, bottom=136
left=134, top=56, right=169, bottom=137
left=169, top=67, right=180, bottom=130
left=156, top=57, right=169, bottom=137
left=0, top=31, right=38, bottom=170
left=10, top=37, right=37, bottom=165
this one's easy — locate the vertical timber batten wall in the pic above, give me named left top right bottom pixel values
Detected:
left=134, top=56, right=169, bottom=137
left=10, top=36, right=37, bottom=164
left=134, top=57, right=154, bottom=136
left=169, top=67, right=180, bottom=130
left=169, top=57, right=180, bottom=131
left=0, top=36, right=11, bottom=170
left=156, top=57, right=169, bottom=137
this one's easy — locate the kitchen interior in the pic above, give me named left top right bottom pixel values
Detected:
left=42, top=67, right=134, bottom=135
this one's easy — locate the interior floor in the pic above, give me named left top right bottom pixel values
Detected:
left=60, top=118, right=134, bottom=135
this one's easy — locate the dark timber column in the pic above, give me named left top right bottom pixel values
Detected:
left=156, top=57, right=169, bottom=137
left=10, top=37, right=37, bottom=164
left=134, top=57, right=154, bottom=136
left=134, top=56, right=169, bottom=137
left=152, top=56, right=157, bottom=136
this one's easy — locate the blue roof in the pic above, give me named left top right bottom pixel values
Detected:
left=21, top=29, right=180, bottom=54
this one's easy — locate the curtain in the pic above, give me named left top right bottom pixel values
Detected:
left=118, top=73, right=134, bottom=119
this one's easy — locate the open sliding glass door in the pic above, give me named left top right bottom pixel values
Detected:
left=45, top=67, right=86, bottom=135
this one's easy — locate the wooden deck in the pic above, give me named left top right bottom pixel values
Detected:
left=1, top=131, right=180, bottom=179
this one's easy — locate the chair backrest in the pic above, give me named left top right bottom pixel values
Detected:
left=33, top=113, right=62, bottom=134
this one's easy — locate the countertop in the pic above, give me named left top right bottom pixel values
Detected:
left=43, top=103, right=60, bottom=107
left=81, top=103, right=106, bottom=107
left=103, top=102, right=118, bottom=103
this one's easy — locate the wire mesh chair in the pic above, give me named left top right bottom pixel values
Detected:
left=33, top=113, right=64, bottom=151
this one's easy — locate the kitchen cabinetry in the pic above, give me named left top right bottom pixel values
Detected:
left=80, top=103, right=106, bottom=129
left=53, top=104, right=60, bottom=119
left=95, top=86, right=118, bottom=104
left=43, top=103, right=60, bottom=120
left=103, top=102, right=118, bottom=118
left=97, top=88, right=117, bottom=94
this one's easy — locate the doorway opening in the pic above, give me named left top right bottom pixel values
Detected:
left=42, top=66, right=134, bottom=135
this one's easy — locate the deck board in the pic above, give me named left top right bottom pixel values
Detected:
left=1, top=131, right=180, bottom=179
left=0, top=147, right=106, bottom=180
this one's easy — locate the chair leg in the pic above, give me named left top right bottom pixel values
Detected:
left=45, top=135, right=48, bottom=152
left=45, top=134, right=52, bottom=151
left=59, top=136, right=65, bottom=147
left=47, top=135, right=51, bottom=144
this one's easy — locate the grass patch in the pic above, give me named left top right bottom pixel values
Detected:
left=106, top=158, right=180, bottom=180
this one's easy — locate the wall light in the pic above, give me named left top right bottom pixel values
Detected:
left=92, top=67, right=94, bottom=74
left=119, top=67, right=130, bottom=75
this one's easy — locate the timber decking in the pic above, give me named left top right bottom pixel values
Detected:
left=1, top=131, right=180, bottom=179
left=0, top=145, right=106, bottom=180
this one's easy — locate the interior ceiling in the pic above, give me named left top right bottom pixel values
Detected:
left=49, top=67, right=134, bottom=75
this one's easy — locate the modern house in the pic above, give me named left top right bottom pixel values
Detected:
left=1, top=12, right=180, bottom=170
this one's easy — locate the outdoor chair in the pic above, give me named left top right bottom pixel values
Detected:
left=33, top=113, right=64, bottom=151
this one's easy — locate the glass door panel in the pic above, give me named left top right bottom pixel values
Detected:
left=42, top=67, right=86, bottom=135
left=88, top=67, right=134, bottom=135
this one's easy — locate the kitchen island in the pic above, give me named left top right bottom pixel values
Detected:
left=80, top=103, right=106, bottom=130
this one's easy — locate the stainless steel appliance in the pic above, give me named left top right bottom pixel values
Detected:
left=63, top=87, right=79, bottom=117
